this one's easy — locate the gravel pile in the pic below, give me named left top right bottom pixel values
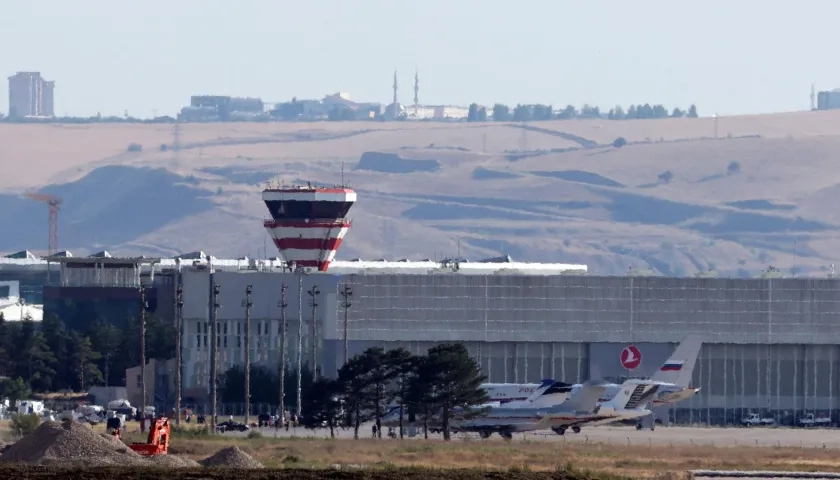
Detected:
left=0, top=420, right=148, bottom=466
left=200, top=446, right=264, bottom=469
left=148, top=454, right=201, bottom=468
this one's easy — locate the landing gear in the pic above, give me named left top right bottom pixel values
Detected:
left=479, top=430, right=492, bottom=439
left=500, top=431, right=513, bottom=440
left=571, top=426, right=581, bottom=434
left=552, top=427, right=566, bottom=436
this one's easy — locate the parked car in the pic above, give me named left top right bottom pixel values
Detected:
left=741, top=413, right=775, bottom=426
left=797, top=413, right=831, bottom=427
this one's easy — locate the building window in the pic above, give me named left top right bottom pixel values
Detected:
left=136, top=374, right=142, bottom=388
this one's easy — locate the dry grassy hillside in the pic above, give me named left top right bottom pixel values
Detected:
left=3, top=110, right=840, bottom=277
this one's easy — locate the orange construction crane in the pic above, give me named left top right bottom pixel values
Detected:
left=24, top=192, right=62, bottom=256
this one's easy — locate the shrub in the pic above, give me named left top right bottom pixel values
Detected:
left=11, top=413, right=41, bottom=436
left=127, top=142, right=142, bottom=152
left=727, top=161, right=741, bottom=175
left=658, top=170, right=674, bottom=183
left=613, top=137, right=627, bottom=148
left=246, top=430, right=263, bottom=439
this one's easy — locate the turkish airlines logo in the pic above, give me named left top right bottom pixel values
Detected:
left=621, top=345, right=642, bottom=371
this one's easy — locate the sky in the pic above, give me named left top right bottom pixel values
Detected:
left=3, top=0, right=840, bottom=118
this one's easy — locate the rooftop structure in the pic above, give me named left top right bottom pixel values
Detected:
left=262, top=183, right=357, bottom=272
left=0, top=251, right=588, bottom=276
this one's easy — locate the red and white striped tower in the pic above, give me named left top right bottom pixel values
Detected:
left=262, top=184, right=356, bottom=272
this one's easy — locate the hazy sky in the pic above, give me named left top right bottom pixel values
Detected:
left=4, top=0, right=839, bottom=118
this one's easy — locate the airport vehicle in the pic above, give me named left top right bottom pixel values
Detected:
left=110, top=416, right=171, bottom=456
left=797, top=413, right=831, bottom=427
left=216, top=420, right=250, bottom=432
left=741, top=413, right=775, bottom=426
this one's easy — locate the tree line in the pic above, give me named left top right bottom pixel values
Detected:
left=0, top=312, right=175, bottom=402
left=468, top=103, right=699, bottom=122
left=219, top=343, right=489, bottom=441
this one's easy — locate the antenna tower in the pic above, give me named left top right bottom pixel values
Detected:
left=25, top=192, right=62, bottom=256
left=392, top=70, right=399, bottom=121
left=414, top=68, right=419, bottom=117
left=811, top=84, right=816, bottom=111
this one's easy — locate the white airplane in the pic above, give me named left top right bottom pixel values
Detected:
left=482, top=336, right=703, bottom=411
left=450, top=380, right=612, bottom=439
left=379, top=378, right=559, bottom=429
left=481, top=379, right=576, bottom=405
left=546, top=378, right=667, bottom=435
left=451, top=377, right=666, bottom=439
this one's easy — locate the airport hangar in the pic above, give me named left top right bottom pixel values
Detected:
left=3, top=252, right=840, bottom=426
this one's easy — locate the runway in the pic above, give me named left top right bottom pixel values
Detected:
left=231, top=423, right=840, bottom=448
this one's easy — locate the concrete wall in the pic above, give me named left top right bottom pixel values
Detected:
left=181, top=269, right=340, bottom=389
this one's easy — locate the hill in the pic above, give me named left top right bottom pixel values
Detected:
left=3, top=110, right=840, bottom=277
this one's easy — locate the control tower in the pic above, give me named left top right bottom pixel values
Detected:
left=262, top=183, right=356, bottom=272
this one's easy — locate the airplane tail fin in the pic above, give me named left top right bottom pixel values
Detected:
left=561, top=380, right=609, bottom=412
left=650, top=335, right=703, bottom=387
left=525, top=379, right=556, bottom=402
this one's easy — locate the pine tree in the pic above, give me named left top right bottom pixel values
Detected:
left=71, top=332, right=103, bottom=390
left=300, top=378, right=343, bottom=437
left=387, top=348, right=418, bottom=439
left=355, top=347, right=397, bottom=437
left=337, top=354, right=373, bottom=439
left=419, top=343, right=488, bottom=441
left=20, top=330, right=57, bottom=392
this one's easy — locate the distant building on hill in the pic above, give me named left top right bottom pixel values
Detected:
left=179, top=95, right=265, bottom=121
left=817, top=89, right=840, bottom=110
left=8, top=72, right=55, bottom=118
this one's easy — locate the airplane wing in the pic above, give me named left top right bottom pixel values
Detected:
left=560, top=380, right=609, bottom=412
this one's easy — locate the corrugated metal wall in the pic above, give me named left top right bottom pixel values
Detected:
left=339, top=275, right=840, bottom=344
left=180, top=271, right=840, bottom=420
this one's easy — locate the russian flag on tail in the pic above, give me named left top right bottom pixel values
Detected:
left=660, top=361, right=684, bottom=372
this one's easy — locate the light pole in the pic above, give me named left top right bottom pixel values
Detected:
left=307, top=285, right=321, bottom=381
left=139, top=285, right=148, bottom=432
left=339, top=285, right=353, bottom=364
left=296, top=269, right=303, bottom=417
left=278, top=283, right=288, bottom=420
left=244, top=285, right=253, bottom=425
left=174, top=284, right=183, bottom=426
left=210, top=283, right=220, bottom=433
left=713, top=113, right=719, bottom=139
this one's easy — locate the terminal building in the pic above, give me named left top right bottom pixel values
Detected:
left=2, top=249, right=840, bottom=426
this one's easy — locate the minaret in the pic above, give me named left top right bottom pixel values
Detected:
left=414, top=68, right=419, bottom=117
left=811, top=83, right=816, bottom=111
left=392, top=70, right=399, bottom=120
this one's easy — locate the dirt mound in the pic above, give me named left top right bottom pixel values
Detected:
left=200, top=445, right=264, bottom=469
left=0, top=420, right=147, bottom=466
left=147, top=455, right=201, bottom=468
